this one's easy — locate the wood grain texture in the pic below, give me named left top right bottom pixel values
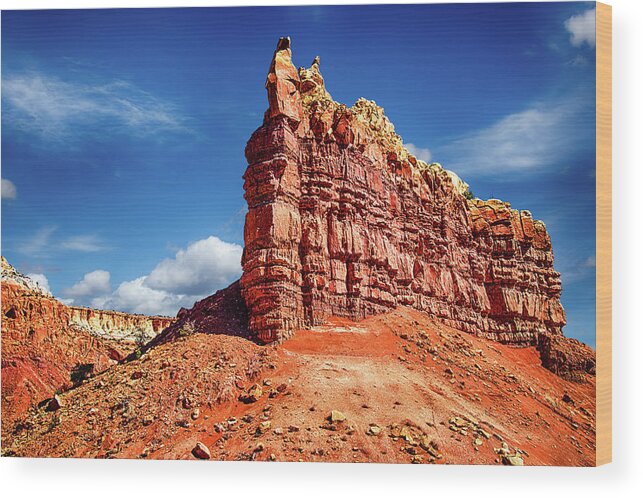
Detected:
left=596, top=1, right=612, bottom=466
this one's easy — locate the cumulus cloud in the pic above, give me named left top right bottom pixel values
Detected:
left=405, top=143, right=432, bottom=163
left=2, top=73, right=186, bottom=140
left=1, top=178, right=17, bottom=200
left=92, top=277, right=196, bottom=317
left=145, top=236, right=242, bottom=295
left=26, top=273, right=50, bottom=293
left=565, top=8, right=596, bottom=48
left=63, top=269, right=111, bottom=300
left=71, top=235, right=242, bottom=316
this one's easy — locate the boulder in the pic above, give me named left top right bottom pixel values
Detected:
left=46, top=394, right=62, bottom=412
left=329, top=410, right=346, bottom=423
left=192, top=442, right=211, bottom=460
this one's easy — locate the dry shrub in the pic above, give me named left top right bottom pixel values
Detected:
left=215, top=375, right=237, bottom=404
left=245, top=352, right=264, bottom=379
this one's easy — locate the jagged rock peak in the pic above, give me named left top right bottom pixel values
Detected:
left=276, top=36, right=291, bottom=51
left=1, top=256, right=52, bottom=297
left=241, top=38, right=574, bottom=364
left=265, top=37, right=303, bottom=124
left=262, top=38, right=451, bottom=185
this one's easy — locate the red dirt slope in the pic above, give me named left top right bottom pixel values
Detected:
left=4, top=307, right=595, bottom=466
left=1, top=282, right=136, bottom=440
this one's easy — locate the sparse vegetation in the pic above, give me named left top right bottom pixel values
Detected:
left=463, top=188, right=475, bottom=200
left=71, top=363, right=94, bottom=387
left=134, top=328, right=147, bottom=347
left=45, top=414, right=61, bottom=434
left=245, top=351, right=265, bottom=379
left=178, top=320, right=196, bottom=338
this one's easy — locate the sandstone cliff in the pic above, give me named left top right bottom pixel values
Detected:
left=68, top=307, right=172, bottom=343
left=1, top=258, right=174, bottom=434
left=239, top=38, right=593, bottom=379
left=2, top=257, right=173, bottom=344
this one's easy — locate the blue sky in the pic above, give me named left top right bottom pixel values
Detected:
left=1, top=3, right=597, bottom=346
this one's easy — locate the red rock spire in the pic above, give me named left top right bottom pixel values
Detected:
left=241, top=38, right=571, bottom=360
left=265, top=37, right=304, bottom=125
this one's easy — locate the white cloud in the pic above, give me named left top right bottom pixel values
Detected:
left=437, top=96, right=591, bottom=175
left=91, top=277, right=195, bottom=316
left=2, top=73, right=186, bottom=140
left=1, top=178, right=17, bottom=200
left=405, top=143, right=432, bottom=163
left=26, top=273, right=50, bottom=294
left=19, top=226, right=58, bottom=256
left=584, top=255, right=596, bottom=268
left=145, top=236, right=242, bottom=295
left=565, top=8, right=596, bottom=48
left=63, top=269, right=111, bottom=300
left=69, top=235, right=242, bottom=316
left=60, top=234, right=107, bottom=252
left=18, top=227, right=109, bottom=256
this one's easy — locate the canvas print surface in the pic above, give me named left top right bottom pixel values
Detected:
left=1, top=3, right=601, bottom=465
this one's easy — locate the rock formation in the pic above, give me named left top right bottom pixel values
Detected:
left=1, top=257, right=173, bottom=344
left=1, top=256, right=52, bottom=296
left=240, top=38, right=572, bottom=355
left=1, top=257, right=174, bottom=432
left=147, top=281, right=249, bottom=348
left=68, top=307, right=172, bottom=343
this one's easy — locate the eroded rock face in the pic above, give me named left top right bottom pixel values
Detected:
left=68, top=307, right=173, bottom=343
left=1, top=257, right=174, bottom=344
left=241, top=38, right=571, bottom=352
left=148, top=280, right=249, bottom=347
left=537, top=333, right=596, bottom=382
left=1, top=259, right=174, bottom=432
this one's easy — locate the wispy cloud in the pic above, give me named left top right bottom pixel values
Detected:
left=436, top=95, right=593, bottom=176
left=405, top=143, right=432, bottom=163
left=565, top=8, right=596, bottom=48
left=1, top=178, right=17, bottom=200
left=18, top=227, right=109, bottom=256
left=558, top=253, right=596, bottom=284
left=59, top=234, right=108, bottom=252
left=2, top=73, right=187, bottom=140
left=19, top=226, right=58, bottom=256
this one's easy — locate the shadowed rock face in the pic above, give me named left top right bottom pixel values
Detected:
left=241, top=38, right=569, bottom=350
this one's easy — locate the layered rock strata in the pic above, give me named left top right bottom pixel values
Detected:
left=68, top=307, right=173, bottom=343
left=1, top=258, right=175, bottom=431
left=241, top=38, right=568, bottom=349
left=1, top=258, right=173, bottom=344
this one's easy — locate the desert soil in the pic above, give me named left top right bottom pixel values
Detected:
left=2, top=307, right=595, bottom=466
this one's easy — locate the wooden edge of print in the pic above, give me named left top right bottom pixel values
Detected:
left=595, top=1, right=612, bottom=467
